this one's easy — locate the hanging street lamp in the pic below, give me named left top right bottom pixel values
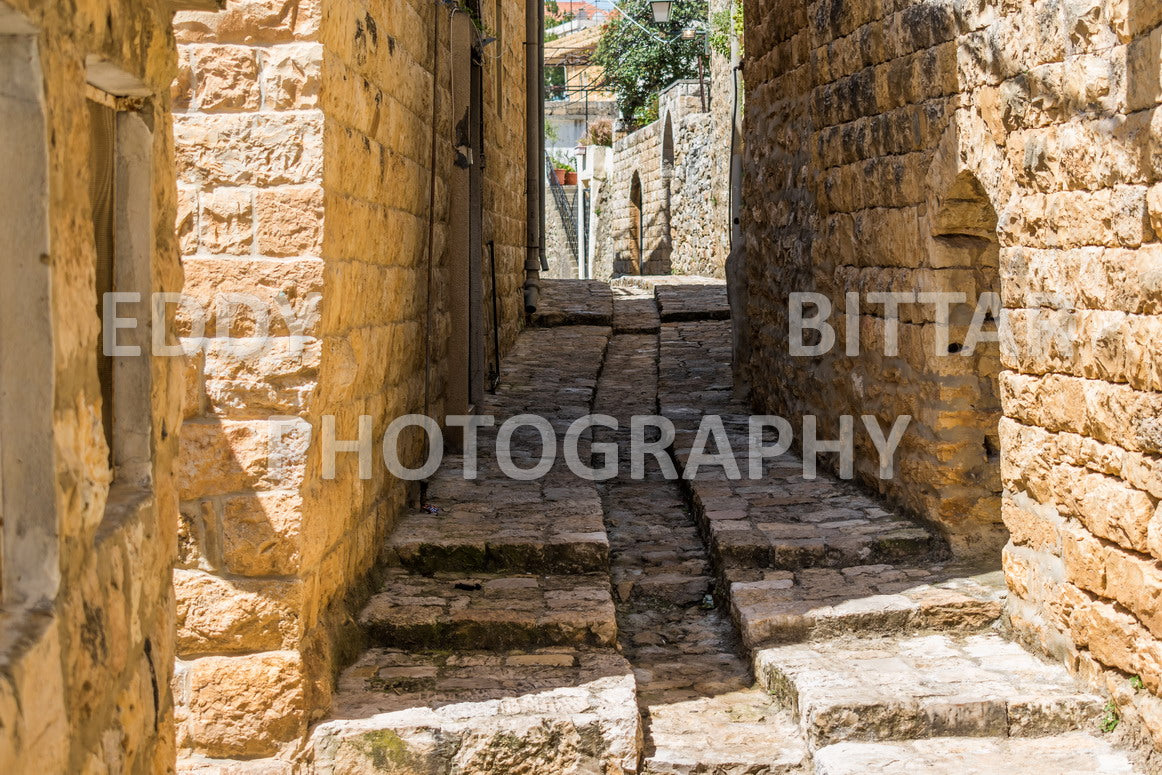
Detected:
left=650, top=0, right=673, bottom=24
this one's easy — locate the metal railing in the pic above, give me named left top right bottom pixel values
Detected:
left=546, top=155, right=578, bottom=262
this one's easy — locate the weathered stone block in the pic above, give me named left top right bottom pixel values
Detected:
left=254, top=185, right=323, bottom=256
left=199, top=188, right=253, bottom=255
left=175, top=569, right=301, bottom=653
left=175, top=113, right=323, bottom=188
left=177, top=420, right=271, bottom=500
left=221, top=491, right=304, bottom=576
left=261, top=43, right=321, bottom=110
left=178, top=652, right=306, bottom=758
left=192, top=45, right=261, bottom=113
left=174, top=0, right=320, bottom=46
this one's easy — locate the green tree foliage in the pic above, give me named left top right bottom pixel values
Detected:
left=708, top=0, right=743, bottom=59
left=545, top=64, right=566, bottom=100
left=593, top=0, right=708, bottom=127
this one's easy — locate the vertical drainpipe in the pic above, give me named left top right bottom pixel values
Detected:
left=524, top=0, right=544, bottom=313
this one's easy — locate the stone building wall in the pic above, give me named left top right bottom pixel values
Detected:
left=670, top=112, right=722, bottom=277
left=0, top=1, right=184, bottom=773
left=594, top=81, right=733, bottom=280
left=599, top=118, right=670, bottom=277
left=742, top=0, right=1162, bottom=747
left=171, top=0, right=528, bottom=762
left=705, top=0, right=737, bottom=276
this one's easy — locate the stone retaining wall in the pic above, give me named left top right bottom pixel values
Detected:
left=594, top=78, right=733, bottom=280
left=742, top=0, right=1162, bottom=747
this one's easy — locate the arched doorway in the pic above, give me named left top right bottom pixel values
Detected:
left=660, top=114, right=674, bottom=268
left=930, top=171, right=1004, bottom=555
left=629, top=171, right=643, bottom=274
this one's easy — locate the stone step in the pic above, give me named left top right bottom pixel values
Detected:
left=685, top=476, right=941, bottom=574
left=528, top=279, right=614, bottom=327
left=729, top=562, right=1005, bottom=650
left=755, top=632, right=1104, bottom=749
left=812, top=734, right=1139, bottom=774
left=310, top=647, right=640, bottom=775
left=387, top=496, right=609, bottom=576
left=641, top=688, right=809, bottom=775
left=654, top=283, right=730, bottom=322
left=611, top=288, right=661, bottom=334
left=359, top=570, right=619, bottom=650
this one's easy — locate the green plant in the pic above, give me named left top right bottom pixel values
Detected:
left=634, top=94, right=660, bottom=127
left=1131, top=675, right=1145, bottom=691
left=1100, top=701, right=1120, bottom=733
left=592, top=0, right=709, bottom=127
left=709, top=0, right=743, bottom=59
left=544, top=121, right=560, bottom=145
left=549, top=150, right=575, bottom=172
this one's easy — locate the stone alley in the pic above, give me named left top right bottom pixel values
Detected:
left=293, top=279, right=1143, bottom=774
left=8, top=1, right=1162, bottom=773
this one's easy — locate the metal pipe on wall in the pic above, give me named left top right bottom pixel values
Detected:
left=523, top=0, right=544, bottom=313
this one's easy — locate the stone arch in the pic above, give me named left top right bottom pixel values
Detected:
left=927, top=167, right=1005, bottom=557
left=661, top=112, right=674, bottom=172
left=921, top=108, right=1015, bottom=558
left=629, top=170, right=643, bottom=274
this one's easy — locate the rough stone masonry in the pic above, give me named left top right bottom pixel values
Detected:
left=740, top=0, right=1162, bottom=752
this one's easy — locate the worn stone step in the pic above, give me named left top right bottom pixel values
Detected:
left=529, top=279, right=614, bottom=327
left=686, top=479, right=941, bottom=574
left=309, top=647, right=640, bottom=775
left=360, top=570, right=619, bottom=650
left=729, top=563, right=1005, bottom=650
left=641, top=688, right=809, bottom=775
left=812, top=734, right=1139, bottom=774
left=387, top=497, right=609, bottom=575
left=654, top=283, right=730, bottom=322
left=611, top=287, right=661, bottom=334
left=755, top=632, right=1104, bottom=749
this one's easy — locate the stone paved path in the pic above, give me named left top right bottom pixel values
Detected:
left=300, top=279, right=1142, bottom=775
left=595, top=300, right=808, bottom=774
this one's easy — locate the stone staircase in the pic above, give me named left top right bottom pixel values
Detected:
left=301, top=280, right=1141, bottom=774
left=654, top=310, right=1136, bottom=773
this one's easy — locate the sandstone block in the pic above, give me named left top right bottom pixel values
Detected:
left=178, top=499, right=219, bottom=571
left=174, top=0, right=320, bottom=45
left=179, top=652, right=305, bottom=758
left=254, top=185, right=323, bottom=256
left=179, top=256, right=324, bottom=339
left=192, top=45, right=260, bottom=113
left=198, top=188, right=253, bottom=256
left=177, top=420, right=270, bottom=500
left=173, top=46, right=195, bottom=112
left=221, top=491, right=304, bottom=576
left=175, top=113, right=323, bottom=188
left=174, top=569, right=301, bottom=653
left=261, top=43, right=321, bottom=110
left=176, top=186, right=198, bottom=256
left=1070, top=598, right=1162, bottom=691
left=1148, top=183, right=1162, bottom=238
left=203, top=337, right=320, bottom=416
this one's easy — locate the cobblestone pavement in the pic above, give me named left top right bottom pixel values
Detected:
left=302, top=279, right=1142, bottom=774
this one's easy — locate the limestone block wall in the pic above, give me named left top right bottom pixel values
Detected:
left=742, top=0, right=1162, bottom=747
left=594, top=82, right=732, bottom=280
left=0, top=1, right=183, bottom=773
left=671, top=112, right=724, bottom=277
left=600, top=119, right=671, bottom=276
left=171, top=0, right=528, bottom=761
